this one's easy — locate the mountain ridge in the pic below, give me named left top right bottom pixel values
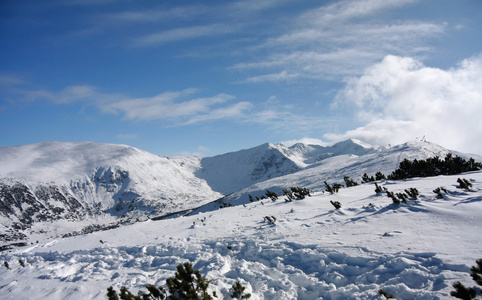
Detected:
left=1, top=139, right=480, bottom=243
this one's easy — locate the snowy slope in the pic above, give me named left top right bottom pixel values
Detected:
left=196, top=139, right=379, bottom=194
left=0, top=142, right=222, bottom=241
left=1, top=170, right=481, bottom=299
left=199, top=140, right=482, bottom=209
left=0, top=139, right=479, bottom=244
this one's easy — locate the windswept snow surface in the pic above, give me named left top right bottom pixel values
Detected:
left=1, top=171, right=481, bottom=299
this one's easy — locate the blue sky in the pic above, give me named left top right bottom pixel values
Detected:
left=1, top=0, right=481, bottom=156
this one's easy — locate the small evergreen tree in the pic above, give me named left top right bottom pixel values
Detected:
left=451, top=259, right=482, bottom=299
left=451, top=281, right=476, bottom=299
left=457, top=178, right=473, bottom=191
left=375, top=171, right=386, bottom=181
left=106, top=286, right=120, bottom=300
left=166, top=262, right=213, bottom=300
left=404, top=188, right=419, bottom=200
left=374, top=183, right=384, bottom=194
left=264, top=216, right=277, bottom=225
left=324, top=181, right=342, bottom=194
left=433, top=187, right=448, bottom=199
left=378, top=288, right=395, bottom=299
left=343, top=176, right=358, bottom=187
left=4, top=261, right=10, bottom=270
left=362, top=173, right=375, bottom=183
left=265, top=190, right=278, bottom=201
left=230, top=281, right=251, bottom=299
left=330, top=200, right=341, bottom=210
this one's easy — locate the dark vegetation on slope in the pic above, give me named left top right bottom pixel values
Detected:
left=387, top=154, right=481, bottom=180
left=451, top=259, right=482, bottom=300
left=107, top=262, right=250, bottom=300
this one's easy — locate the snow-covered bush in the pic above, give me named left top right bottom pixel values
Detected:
left=451, top=259, right=482, bottom=299
left=433, top=187, right=448, bottom=199
left=230, top=281, right=251, bottom=299
left=325, top=181, right=342, bottom=194
left=343, top=176, right=358, bottom=187
left=457, top=178, right=473, bottom=191
left=107, top=262, right=214, bottom=300
left=330, top=200, right=341, bottom=210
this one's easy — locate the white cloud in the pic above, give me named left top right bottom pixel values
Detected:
left=233, top=0, right=445, bottom=82
left=134, top=24, right=235, bottom=47
left=243, top=70, right=299, bottom=83
left=300, top=0, right=417, bottom=25
left=327, top=54, right=482, bottom=154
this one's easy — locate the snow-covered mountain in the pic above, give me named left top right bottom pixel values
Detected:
left=0, top=142, right=222, bottom=241
left=0, top=139, right=480, bottom=243
left=196, top=139, right=379, bottom=194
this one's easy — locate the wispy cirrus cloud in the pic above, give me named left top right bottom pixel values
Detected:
left=2, top=80, right=252, bottom=125
left=232, top=0, right=445, bottom=83
left=133, top=24, right=236, bottom=47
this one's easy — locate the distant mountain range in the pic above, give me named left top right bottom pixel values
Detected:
left=1, top=139, right=480, bottom=242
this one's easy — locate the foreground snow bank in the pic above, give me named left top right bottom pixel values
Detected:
left=1, top=171, right=481, bottom=299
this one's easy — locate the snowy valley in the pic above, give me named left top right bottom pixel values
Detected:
left=0, top=139, right=481, bottom=299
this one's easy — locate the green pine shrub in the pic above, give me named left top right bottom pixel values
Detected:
left=107, top=262, right=213, bottom=300
left=375, top=171, right=386, bottom=181
left=451, top=259, right=482, bottom=299
left=230, top=281, right=251, bottom=299
left=433, top=187, right=448, bottom=199
left=457, top=178, right=473, bottom=191
left=378, top=288, right=395, bottom=298
left=388, top=154, right=481, bottom=180
left=343, top=176, right=358, bottom=187
left=264, top=216, right=277, bottom=225
left=374, top=183, right=384, bottom=194
left=265, top=190, right=278, bottom=201
left=404, top=188, right=419, bottom=200
left=362, top=173, right=375, bottom=183
left=330, top=200, right=341, bottom=210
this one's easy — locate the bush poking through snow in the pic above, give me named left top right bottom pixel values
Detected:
left=375, top=171, right=386, bottom=181
left=283, top=187, right=311, bottom=201
left=404, top=188, right=419, bottom=200
left=325, top=181, right=342, bottom=194
left=362, top=173, right=375, bottom=183
left=230, top=281, right=251, bottom=299
left=330, top=200, right=341, bottom=210
left=283, top=189, right=294, bottom=202
left=451, top=281, right=476, bottom=299
left=378, top=288, right=395, bottom=299
left=375, top=183, right=384, bottom=194
left=386, top=191, right=399, bottom=204
left=166, top=262, right=213, bottom=300
left=107, top=262, right=214, bottom=300
left=451, top=258, right=482, bottom=300
left=433, top=187, right=448, bottom=199
left=265, top=190, right=278, bottom=201
left=457, top=178, right=473, bottom=191
left=471, top=259, right=482, bottom=286
left=264, top=216, right=277, bottom=225
left=343, top=176, right=358, bottom=187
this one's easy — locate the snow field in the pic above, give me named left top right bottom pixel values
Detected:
left=1, top=171, right=481, bottom=299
